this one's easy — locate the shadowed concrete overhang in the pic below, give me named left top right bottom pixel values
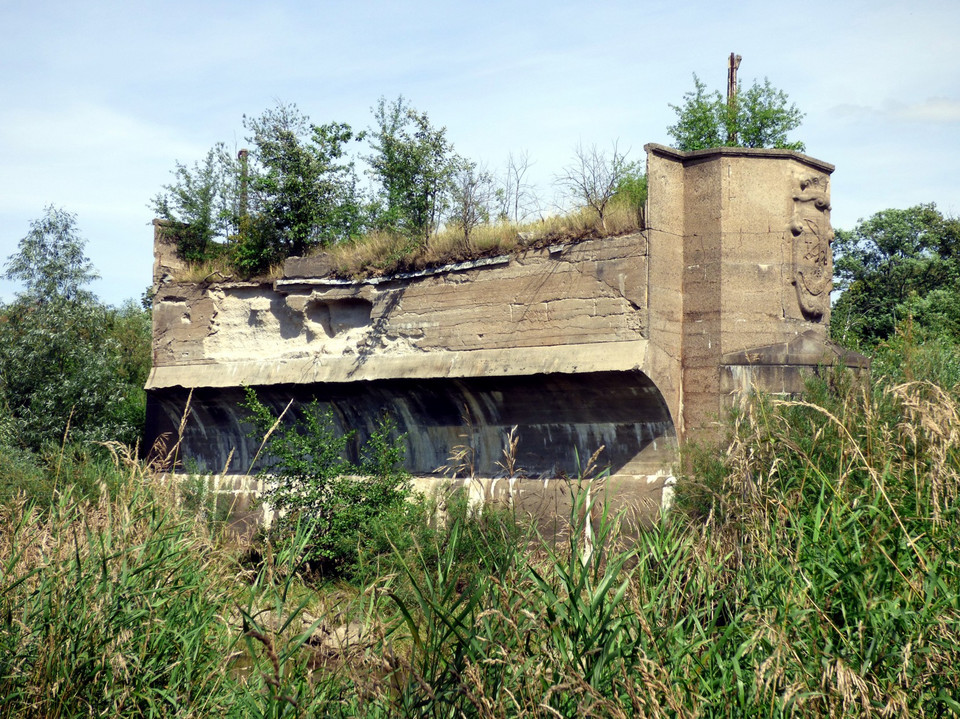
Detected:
left=145, top=339, right=650, bottom=389
left=145, top=352, right=676, bottom=480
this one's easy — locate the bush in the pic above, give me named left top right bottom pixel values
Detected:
left=1, top=209, right=151, bottom=451
left=242, top=388, right=414, bottom=580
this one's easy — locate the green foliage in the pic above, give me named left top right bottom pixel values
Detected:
left=2, top=330, right=959, bottom=716
left=242, top=388, right=412, bottom=578
left=667, top=360, right=960, bottom=714
left=385, top=479, right=671, bottom=716
left=0, top=442, right=126, bottom=508
left=0, top=211, right=151, bottom=450
left=151, top=144, right=236, bottom=262
left=870, top=321, right=960, bottom=390
left=379, top=335, right=960, bottom=717
left=0, top=483, right=234, bottom=717
left=367, top=95, right=461, bottom=243
left=612, top=161, right=648, bottom=229
left=5, top=206, right=99, bottom=302
left=525, top=491, right=639, bottom=697
left=0, top=465, right=359, bottom=718
left=154, top=97, right=656, bottom=277
left=667, top=73, right=805, bottom=151
left=831, top=203, right=960, bottom=347
left=154, top=104, right=367, bottom=274
left=666, top=75, right=725, bottom=151
left=239, top=104, right=366, bottom=271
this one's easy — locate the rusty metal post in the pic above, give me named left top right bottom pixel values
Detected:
left=727, top=53, right=742, bottom=145
left=238, top=149, right=249, bottom=234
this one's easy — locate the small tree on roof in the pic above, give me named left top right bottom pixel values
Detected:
left=667, top=63, right=805, bottom=152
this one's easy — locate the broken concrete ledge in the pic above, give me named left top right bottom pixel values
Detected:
left=146, top=339, right=650, bottom=390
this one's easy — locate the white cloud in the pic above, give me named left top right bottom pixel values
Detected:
left=824, top=98, right=960, bottom=126
left=894, top=98, right=960, bottom=123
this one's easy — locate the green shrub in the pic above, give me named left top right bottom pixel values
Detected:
left=1, top=209, right=151, bottom=451
left=0, top=441, right=126, bottom=507
left=242, top=388, right=413, bottom=580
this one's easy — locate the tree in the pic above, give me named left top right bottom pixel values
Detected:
left=5, top=206, right=98, bottom=301
left=612, top=162, right=648, bottom=230
left=496, top=150, right=539, bottom=224
left=556, top=141, right=629, bottom=231
left=449, top=161, right=494, bottom=247
left=243, top=103, right=365, bottom=261
left=367, top=96, right=460, bottom=243
left=152, top=103, right=366, bottom=273
left=150, top=144, right=236, bottom=262
left=0, top=208, right=150, bottom=449
left=667, top=74, right=805, bottom=152
left=831, top=204, right=960, bottom=347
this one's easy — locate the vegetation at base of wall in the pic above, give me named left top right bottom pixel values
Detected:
left=241, top=388, right=418, bottom=581
left=1, top=325, right=957, bottom=717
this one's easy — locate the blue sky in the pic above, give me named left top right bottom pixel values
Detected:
left=2, top=0, right=958, bottom=306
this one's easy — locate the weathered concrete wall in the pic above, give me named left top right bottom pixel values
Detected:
left=151, top=232, right=648, bottom=373
left=147, top=229, right=674, bottom=500
left=146, top=145, right=866, bottom=521
left=643, top=144, right=864, bottom=441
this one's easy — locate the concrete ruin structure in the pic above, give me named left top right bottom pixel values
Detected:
left=145, top=144, right=866, bottom=520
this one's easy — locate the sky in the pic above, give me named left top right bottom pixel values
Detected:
left=1, top=0, right=958, bottom=306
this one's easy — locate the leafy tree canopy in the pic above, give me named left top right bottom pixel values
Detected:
left=667, top=74, right=805, bottom=152
left=5, top=206, right=99, bottom=302
left=151, top=145, right=235, bottom=262
left=366, top=95, right=461, bottom=243
left=1, top=208, right=150, bottom=450
left=152, top=103, right=367, bottom=273
left=831, top=203, right=960, bottom=347
left=242, top=104, right=365, bottom=261
left=154, top=97, right=466, bottom=271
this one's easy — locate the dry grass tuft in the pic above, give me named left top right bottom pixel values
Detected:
left=166, top=200, right=645, bottom=284
left=889, top=380, right=960, bottom=522
left=291, top=203, right=643, bottom=280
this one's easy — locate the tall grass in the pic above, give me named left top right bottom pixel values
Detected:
left=1, top=336, right=957, bottom=717
left=667, top=360, right=960, bottom=715
left=349, top=349, right=960, bottom=716
left=0, top=464, right=234, bottom=716
left=0, top=446, right=358, bottom=717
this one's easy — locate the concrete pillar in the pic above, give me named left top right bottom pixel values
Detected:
left=645, top=144, right=843, bottom=444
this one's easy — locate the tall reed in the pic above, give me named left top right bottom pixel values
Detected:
left=1, top=340, right=957, bottom=717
